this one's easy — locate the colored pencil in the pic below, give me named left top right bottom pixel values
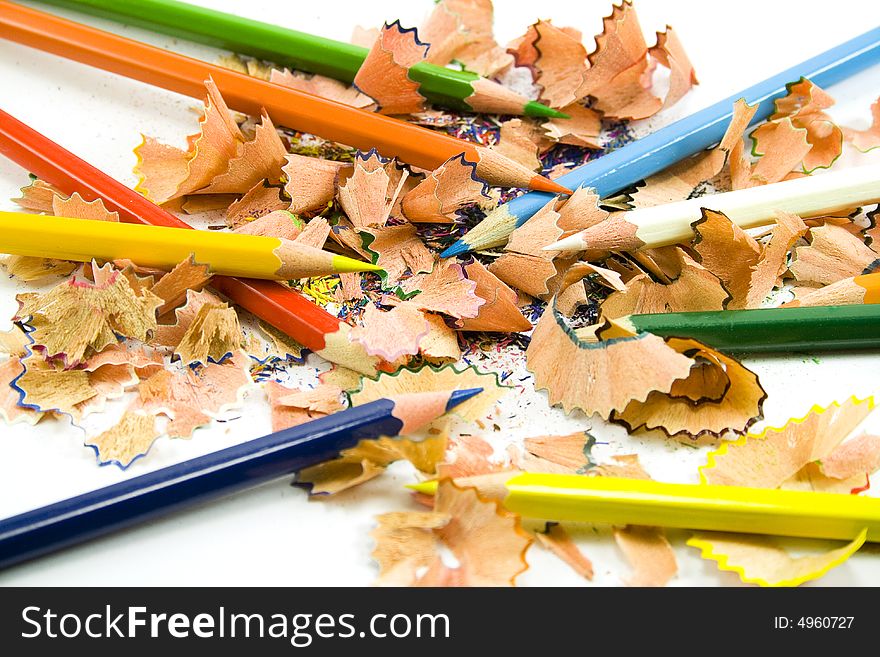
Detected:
left=0, top=107, right=380, bottom=376
left=410, top=473, right=880, bottom=542
left=0, top=388, right=482, bottom=569
left=545, top=165, right=880, bottom=252
left=32, top=0, right=567, bottom=120
left=440, top=26, right=880, bottom=257
left=617, top=302, right=880, bottom=353
left=0, top=1, right=568, bottom=194
left=0, top=211, right=382, bottom=279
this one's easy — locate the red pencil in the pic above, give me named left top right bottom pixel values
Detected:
left=0, top=107, right=380, bottom=376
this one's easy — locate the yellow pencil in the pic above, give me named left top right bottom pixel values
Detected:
left=410, top=473, right=880, bottom=542
left=0, top=211, right=381, bottom=279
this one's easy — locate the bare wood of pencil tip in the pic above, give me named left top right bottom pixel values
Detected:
left=0, top=1, right=567, bottom=193
left=273, top=240, right=383, bottom=279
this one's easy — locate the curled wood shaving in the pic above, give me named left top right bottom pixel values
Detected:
left=601, top=249, right=729, bottom=318
left=283, top=154, right=352, bottom=215
left=298, top=433, right=447, bottom=495
left=790, top=224, right=878, bottom=286
left=350, top=303, right=430, bottom=362
left=771, top=78, right=842, bottom=172
left=85, top=411, right=160, bottom=468
left=174, top=302, right=243, bottom=365
left=456, top=260, right=531, bottom=332
left=372, top=479, right=532, bottom=586
left=402, top=154, right=490, bottom=223
left=687, top=530, right=867, bottom=587
left=613, top=525, right=678, bottom=587
left=526, top=273, right=693, bottom=419
left=15, top=265, right=162, bottom=368
left=843, top=97, right=880, bottom=152
left=354, top=21, right=428, bottom=115
left=612, top=337, right=767, bottom=440
left=269, top=68, right=374, bottom=109
left=535, top=523, right=594, bottom=580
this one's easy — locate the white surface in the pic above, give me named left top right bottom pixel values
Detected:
left=1, top=0, right=880, bottom=587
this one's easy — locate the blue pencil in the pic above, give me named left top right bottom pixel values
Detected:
left=0, top=388, right=481, bottom=569
left=441, top=27, right=880, bottom=258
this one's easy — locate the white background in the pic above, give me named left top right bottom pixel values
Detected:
left=1, top=0, right=880, bottom=586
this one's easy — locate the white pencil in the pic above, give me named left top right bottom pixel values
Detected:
left=545, top=164, right=880, bottom=252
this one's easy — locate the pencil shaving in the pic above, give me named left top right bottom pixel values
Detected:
left=372, top=479, right=531, bottom=586
left=535, top=524, right=594, bottom=580
left=397, top=260, right=483, bottom=319
left=282, top=154, right=352, bottom=215
left=401, top=154, right=490, bottom=223
left=420, top=0, right=511, bottom=77
left=14, top=264, right=162, bottom=368
left=542, top=104, right=602, bottom=149
left=526, top=273, right=693, bottom=418
left=601, top=249, right=729, bottom=318
left=843, top=96, right=880, bottom=152
left=269, top=68, right=374, bottom=109
left=361, top=223, right=434, bottom=286
left=771, top=79, right=842, bottom=172
left=613, top=525, right=678, bottom=587
left=174, top=302, right=242, bottom=365
left=265, top=381, right=345, bottom=432
left=85, top=411, right=160, bottom=468
left=298, top=433, right=447, bottom=496
left=135, top=351, right=250, bottom=438
left=700, top=397, right=877, bottom=488
left=337, top=153, right=408, bottom=228
left=354, top=22, right=428, bottom=116
left=350, top=303, right=430, bottom=362
left=611, top=337, right=767, bottom=440
left=790, top=224, right=878, bottom=286
left=687, top=529, right=867, bottom=587
left=456, top=260, right=531, bottom=332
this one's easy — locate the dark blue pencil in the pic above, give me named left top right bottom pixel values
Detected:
left=440, top=26, right=880, bottom=258
left=0, top=388, right=481, bottom=569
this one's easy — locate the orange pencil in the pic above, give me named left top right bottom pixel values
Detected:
left=0, top=1, right=568, bottom=194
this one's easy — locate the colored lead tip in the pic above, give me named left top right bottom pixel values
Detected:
left=530, top=175, right=573, bottom=195
left=523, top=100, right=570, bottom=120
left=542, top=232, right=587, bottom=251
left=407, top=480, right=439, bottom=494
left=439, top=239, right=471, bottom=259
left=446, top=387, right=483, bottom=411
left=331, top=254, right=385, bottom=273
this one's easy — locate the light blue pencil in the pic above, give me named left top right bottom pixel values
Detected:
left=440, top=26, right=880, bottom=258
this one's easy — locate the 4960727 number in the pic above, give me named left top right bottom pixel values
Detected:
left=774, top=616, right=854, bottom=629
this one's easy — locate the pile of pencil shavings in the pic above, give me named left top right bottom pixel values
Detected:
left=3, top=0, right=880, bottom=587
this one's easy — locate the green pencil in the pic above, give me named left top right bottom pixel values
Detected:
left=35, top=0, right=566, bottom=119
left=619, top=304, right=880, bottom=353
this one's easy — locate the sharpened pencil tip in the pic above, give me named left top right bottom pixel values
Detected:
left=446, top=387, right=483, bottom=411
left=406, top=480, right=439, bottom=495
left=529, top=175, right=572, bottom=195
left=524, top=100, right=569, bottom=120
left=439, top=240, right=470, bottom=259
left=332, top=255, right=384, bottom=273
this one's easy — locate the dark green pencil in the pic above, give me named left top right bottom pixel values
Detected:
left=35, top=0, right=566, bottom=119
left=620, top=304, right=880, bottom=353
